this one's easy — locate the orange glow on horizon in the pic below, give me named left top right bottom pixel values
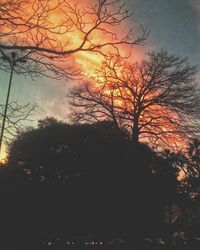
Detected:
left=0, top=144, right=7, bottom=165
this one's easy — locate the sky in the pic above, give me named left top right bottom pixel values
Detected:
left=129, top=0, right=200, bottom=63
left=0, top=0, right=200, bottom=158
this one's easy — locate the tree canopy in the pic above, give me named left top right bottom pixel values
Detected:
left=0, top=116, right=181, bottom=248
left=7, top=117, right=127, bottom=183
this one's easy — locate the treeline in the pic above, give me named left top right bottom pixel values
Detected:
left=0, top=117, right=183, bottom=249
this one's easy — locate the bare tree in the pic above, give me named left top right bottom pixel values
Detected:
left=0, top=0, right=148, bottom=78
left=68, top=50, right=200, bottom=150
left=0, top=101, right=35, bottom=145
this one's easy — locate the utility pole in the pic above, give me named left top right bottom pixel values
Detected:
left=0, top=52, right=27, bottom=156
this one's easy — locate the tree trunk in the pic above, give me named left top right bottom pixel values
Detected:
left=132, top=114, right=139, bottom=143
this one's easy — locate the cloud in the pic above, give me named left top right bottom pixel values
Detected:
left=33, top=78, right=71, bottom=123
left=37, top=97, right=69, bottom=122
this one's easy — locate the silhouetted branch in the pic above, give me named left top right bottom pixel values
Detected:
left=0, top=101, right=36, bottom=145
left=0, top=0, right=148, bottom=78
left=68, top=50, right=200, bottom=150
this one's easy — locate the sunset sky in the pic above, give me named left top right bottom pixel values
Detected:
left=0, top=0, right=200, bottom=158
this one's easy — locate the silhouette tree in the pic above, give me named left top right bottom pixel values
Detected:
left=172, top=139, right=200, bottom=199
left=187, top=139, right=200, bottom=178
left=68, top=50, right=200, bottom=150
left=5, top=117, right=179, bottom=240
left=0, top=0, right=148, bottom=79
left=7, top=117, right=127, bottom=184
